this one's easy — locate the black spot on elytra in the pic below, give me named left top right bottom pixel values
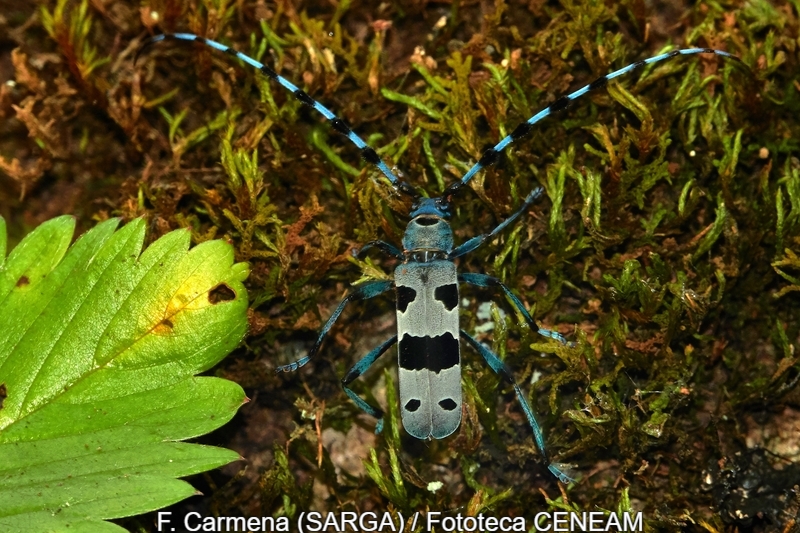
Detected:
left=397, top=286, right=417, bottom=313
left=16, top=276, right=29, bottom=287
left=405, top=399, right=421, bottom=412
left=399, top=333, right=459, bottom=372
left=209, top=284, right=236, bottom=304
left=438, top=398, right=457, bottom=411
left=434, top=284, right=458, bottom=311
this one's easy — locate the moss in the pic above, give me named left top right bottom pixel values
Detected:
left=2, top=0, right=799, bottom=530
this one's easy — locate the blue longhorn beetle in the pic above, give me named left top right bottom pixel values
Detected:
left=141, top=33, right=741, bottom=483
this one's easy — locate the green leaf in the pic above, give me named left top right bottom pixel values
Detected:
left=0, top=216, right=249, bottom=533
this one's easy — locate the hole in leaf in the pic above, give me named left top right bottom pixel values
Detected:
left=209, top=284, right=236, bottom=304
left=0, top=383, right=6, bottom=410
left=16, top=276, right=29, bottom=287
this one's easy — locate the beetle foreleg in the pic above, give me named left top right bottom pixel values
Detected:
left=276, top=280, right=393, bottom=373
left=459, top=273, right=573, bottom=346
